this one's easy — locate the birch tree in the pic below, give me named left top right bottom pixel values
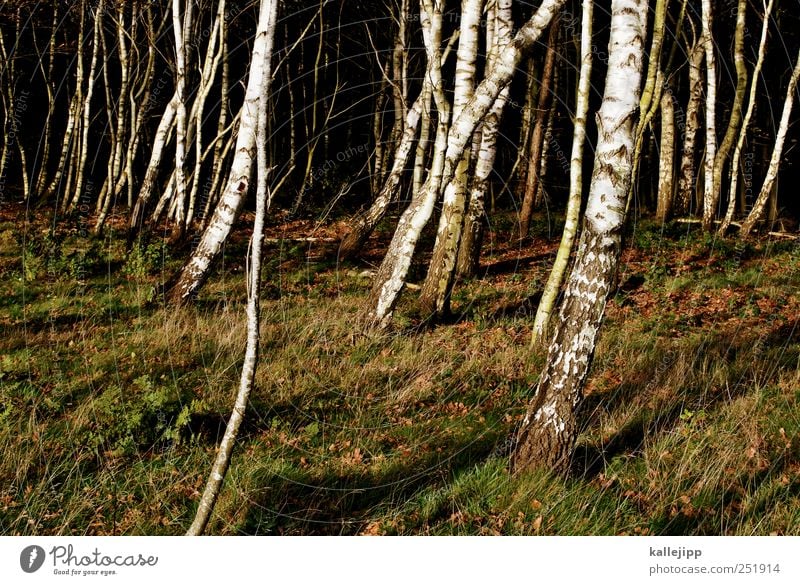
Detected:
left=700, top=0, right=718, bottom=230
left=186, top=0, right=278, bottom=537
left=518, top=17, right=559, bottom=237
left=418, top=0, right=483, bottom=317
left=364, top=0, right=568, bottom=328
left=338, top=30, right=460, bottom=260
left=456, top=0, right=514, bottom=278
left=676, top=33, right=704, bottom=215
left=171, top=0, right=190, bottom=229
left=709, top=0, right=747, bottom=228
left=363, top=0, right=451, bottom=329
left=167, top=0, right=280, bottom=305
left=656, top=88, right=675, bottom=223
left=531, top=0, right=593, bottom=344
left=719, top=0, right=775, bottom=234
left=512, top=0, right=647, bottom=474
left=740, top=47, right=800, bottom=238
left=64, top=0, right=101, bottom=212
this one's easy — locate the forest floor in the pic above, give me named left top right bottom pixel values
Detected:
left=1, top=202, right=799, bottom=535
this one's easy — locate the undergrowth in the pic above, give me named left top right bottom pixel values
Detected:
left=0, top=212, right=798, bottom=535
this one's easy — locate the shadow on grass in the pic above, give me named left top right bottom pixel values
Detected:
left=572, top=320, right=800, bottom=479
left=234, top=428, right=504, bottom=535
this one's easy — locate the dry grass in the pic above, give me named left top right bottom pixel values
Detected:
left=0, top=212, right=798, bottom=535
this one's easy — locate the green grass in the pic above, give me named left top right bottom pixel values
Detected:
left=0, top=212, right=798, bottom=535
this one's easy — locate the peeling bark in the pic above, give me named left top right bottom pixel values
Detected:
left=720, top=0, right=775, bottom=234
left=512, top=0, right=647, bottom=475
left=167, top=0, right=279, bottom=305
left=740, top=47, right=800, bottom=237
left=531, top=0, right=593, bottom=344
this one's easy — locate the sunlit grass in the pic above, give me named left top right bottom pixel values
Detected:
left=0, top=214, right=798, bottom=535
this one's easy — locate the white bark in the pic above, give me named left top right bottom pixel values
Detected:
left=172, top=0, right=189, bottom=227
left=367, top=0, right=568, bottom=326
left=656, top=88, right=675, bottom=222
left=701, top=0, right=718, bottom=229
left=531, top=0, right=593, bottom=344
left=186, top=1, right=225, bottom=227
left=741, top=47, right=800, bottom=237
left=419, top=0, right=483, bottom=315
left=186, top=0, right=275, bottom=537
left=67, top=0, right=103, bottom=212
left=366, top=0, right=450, bottom=328
left=677, top=38, right=704, bottom=215
left=720, top=0, right=775, bottom=234
left=513, top=0, right=648, bottom=475
left=457, top=0, right=514, bottom=278
left=711, top=0, right=747, bottom=228
left=169, top=0, right=279, bottom=304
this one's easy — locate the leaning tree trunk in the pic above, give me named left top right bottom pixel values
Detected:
left=364, top=0, right=568, bottom=327
left=628, top=0, right=667, bottom=211
left=740, top=46, right=800, bottom=238
left=531, top=0, right=593, bottom=344
left=167, top=0, right=279, bottom=305
left=456, top=0, right=514, bottom=278
left=518, top=17, right=559, bottom=237
left=418, top=0, right=483, bottom=317
left=511, top=0, right=647, bottom=475
left=710, top=0, right=747, bottom=227
left=185, top=0, right=276, bottom=538
left=67, top=0, right=103, bottom=213
left=339, top=31, right=460, bottom=260
left=719, top=0, right=775, bottom=234
left=700, top=0, right=718, bottom=230
left=338, top=78, right=430, bottom=260
left=362, top=0, right=450, bottom=329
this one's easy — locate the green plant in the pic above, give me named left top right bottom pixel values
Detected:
left=124, top=239, right=171, bottom=280
left=85, top=376, right=200, bottom=457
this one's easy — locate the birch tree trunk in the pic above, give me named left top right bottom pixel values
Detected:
left=338, top=80, right=429, bottom=260
left=185, top=0, right=276, bottom=538
left=186, top=0, right=225, bottom=228
left=676, top=37, right=704, bottom=216
left=656, top=88, right=675, bottom=223
left=66, top=0, right=102, bottom=212
left=94, top=2, right=132, bottom=232
left=518, top=18, right=559, bottom=237
left=364, top=0, right=568, bottom=327
left=700, top=0, right=718, bottom=230
left=719, top=0, right=775, bottom=234
left=172, top=0, right=189, bottom=228
left=167, top=0, right=279, bottom=305
left=456, top=0, right=513, bottom=278
left=338, top=27, right=460, bottom=260
left=628, top=0, right=667, bottom=211
left=42, top=0, right=85, bottom=206
left=531, top=0, right=593, bottom=344
left=511, top=0, right=647, bottom=475
left=740, top=47, right=800, bottom=238
left=33, top=0, right=59, bottom=198
left=418, top=0, right=483, bottom=317
left=363, top=0, right=450, bottom=329
left=412, top=82, right=433, bottom=197
left=711, top=0, right=747, bottom=231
